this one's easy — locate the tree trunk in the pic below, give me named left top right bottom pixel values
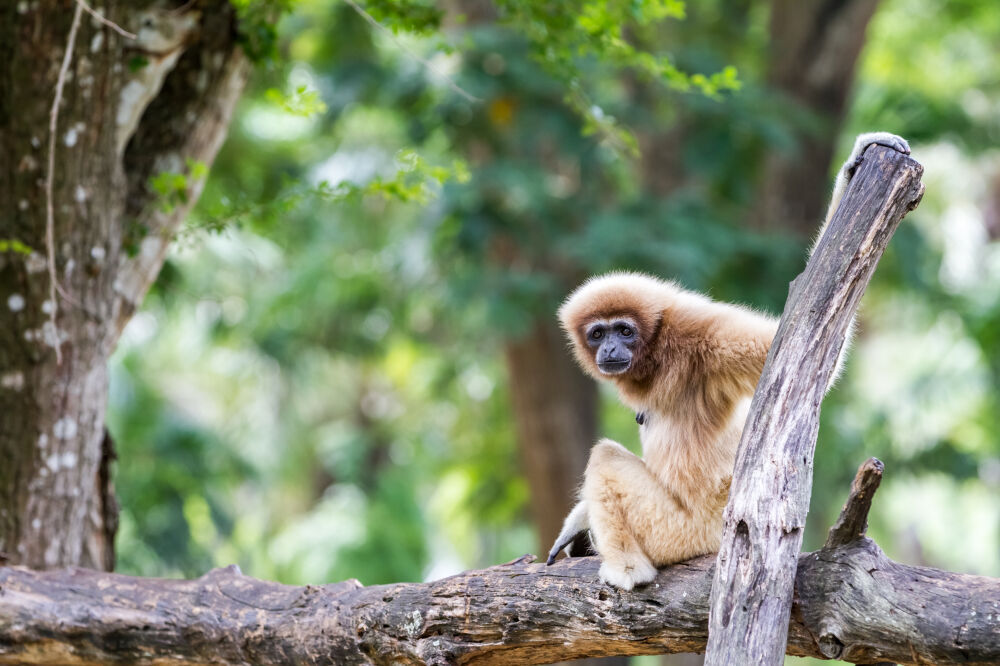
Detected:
left=0, top=0, right=248, bottom=569
left=751, top=0, right=880, bottom=234
left=504, top=319, right=598, bottom=556
left=705, top=146, right=924, bottom=665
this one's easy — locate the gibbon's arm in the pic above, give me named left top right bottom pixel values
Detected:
left=814, top=132, right=911, bottom=384
left=815, top=132, right=911, bottom=250
left=702, top=303, right=780, bottom=398
left=703, top=133, right=911, bottom=394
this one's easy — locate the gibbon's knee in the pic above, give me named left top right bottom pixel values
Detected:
left=586, top=438, right=632, bottom=471
left=582, top=440, right=649, bottom=524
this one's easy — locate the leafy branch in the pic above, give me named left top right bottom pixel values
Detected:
left=187, top=151, right=470, bottom=235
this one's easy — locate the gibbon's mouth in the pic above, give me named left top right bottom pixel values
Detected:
left=598, top=360, right=631, bottom=375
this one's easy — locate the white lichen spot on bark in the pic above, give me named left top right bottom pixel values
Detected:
left=31, top=136, right=41, bottom=148
left=31, top=518, right=41, bottom=530
left=64, top=126, right=79, bottom=147
left=18, top=199, right=29, bottom=210
left=75, top=184, right=88, bottom=202
left=40, top=320, right=66, bottom=349
left=7, top=294, right=26, bottom=312
left=64, top=258, right=76, bottom=278
left=53, top=418, right=79, bottom=442
left=44, top=539, right=60, bottom=567
left=1, top=371, right=25, bottom=391
left=90, top=246, right=106, bottom=262
left=25, top=252, right=47, bottom=274
left=38, top=433, right=49, bottom=449
left=90, top=31, right=104, bottom=53
left=18, top=154, right=39, bottom=171
left=41, top=300, right=55, bottom=315
left=404, top=610, right=423, bottom=639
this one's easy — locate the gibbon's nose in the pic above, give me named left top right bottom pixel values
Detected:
left=598, top=343, right=629, bottom=365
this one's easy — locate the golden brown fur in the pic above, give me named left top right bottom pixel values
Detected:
left=556, top=273, right=777, bottom=589
left=549, top=132, right=910, bottom=590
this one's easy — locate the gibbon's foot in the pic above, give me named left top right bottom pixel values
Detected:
left=846, top=132, right=910, bottom=176
left=598, top=553, right=657, bottom=591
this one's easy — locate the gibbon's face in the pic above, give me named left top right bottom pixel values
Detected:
left=585, top=317, right=640, bottom=375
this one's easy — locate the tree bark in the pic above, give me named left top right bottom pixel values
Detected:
left=1, top=460, right=997, bottom=665
left=0, top=1, right=248, bottom=569
left=751, top=0, right=881, bottom=234
left=504, top=320, right=598, bottom=550
left=704, top=145, right=924, bottom=665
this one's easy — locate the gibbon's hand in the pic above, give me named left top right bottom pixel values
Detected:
left=546, top=530, right=587, bottom=565
left=844, top=132, right=910, bottom=178
left=546, top=500, right=590, bottom=565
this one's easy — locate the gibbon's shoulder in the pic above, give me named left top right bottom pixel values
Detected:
left=558, top=271, right=715, bottom=334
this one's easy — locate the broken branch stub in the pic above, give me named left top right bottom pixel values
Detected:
left=826, top=457, right=884, bottom=548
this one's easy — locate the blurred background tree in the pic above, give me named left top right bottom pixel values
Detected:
left=105, top=0, right=1000, bottom=662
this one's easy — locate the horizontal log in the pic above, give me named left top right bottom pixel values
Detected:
left=1, top=539, right=998, bottom=665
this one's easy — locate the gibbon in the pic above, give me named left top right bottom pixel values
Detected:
left=546, top=132, right=910, bottom=590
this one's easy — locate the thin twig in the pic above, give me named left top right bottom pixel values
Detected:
left=76, top=0, right=137, bottom=39
left=45, top=3, right=86, bottom=365
left=342, top=0, right=481, bottom=103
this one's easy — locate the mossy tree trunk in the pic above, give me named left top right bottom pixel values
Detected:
left=0, top=0, right=248, bottom=570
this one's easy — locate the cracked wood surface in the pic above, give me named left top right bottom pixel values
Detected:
left=705, top=144, right=925, bottom=666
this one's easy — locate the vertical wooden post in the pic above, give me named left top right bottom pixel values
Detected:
left=704, top=145, right=924, bottom=665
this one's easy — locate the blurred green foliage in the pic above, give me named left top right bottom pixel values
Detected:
left=108, top=5, right=1000, bottom=652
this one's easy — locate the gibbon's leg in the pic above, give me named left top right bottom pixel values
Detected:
left=581, top=438, right=696, bottom=590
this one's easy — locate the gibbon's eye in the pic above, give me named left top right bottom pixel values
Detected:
left=590, top=328, right=604, bottom=340
left=620, top=326, right=633, bottom=338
